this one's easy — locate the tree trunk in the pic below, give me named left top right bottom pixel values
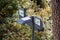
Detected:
left=52, top=0, right=60, bottom=40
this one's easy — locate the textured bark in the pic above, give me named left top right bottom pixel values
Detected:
left=52, top=0, right=60, bottom=40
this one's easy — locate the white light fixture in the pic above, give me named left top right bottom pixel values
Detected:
left=19, top=9, right=24, bottom=17
left=18, top=7, right=26, bottom=18
left=34, top=18, right=40, bottom=26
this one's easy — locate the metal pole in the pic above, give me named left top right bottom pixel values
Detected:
left=31, top=16, right=35, bottom=40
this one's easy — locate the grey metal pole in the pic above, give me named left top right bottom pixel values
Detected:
left=31, top=16, right=35, bottom=40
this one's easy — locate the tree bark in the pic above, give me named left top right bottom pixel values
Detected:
left=52, top=0, right=60, bottom=40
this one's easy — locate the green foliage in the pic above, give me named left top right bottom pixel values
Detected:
left=0, top=0, right=19, bottom=24
left=32, top=0, right=48, bottom=8
left=0, top=0, right=18, bottom=21
left=36, top=0, right=46, bottom=8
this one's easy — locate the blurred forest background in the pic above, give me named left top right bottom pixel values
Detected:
left=0, top=0, right=52, bottom=40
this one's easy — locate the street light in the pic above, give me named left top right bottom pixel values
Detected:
left=18, top=7, right=26, bottom=18
left=34, top=18, right=40, bottom=26
left=34, top=16, right=44, bottom=31
left=30, top=16, right=44, bottom=40
left=17, top=7, right=44, bottom=40
left=17, top=16, right=44, bottom=40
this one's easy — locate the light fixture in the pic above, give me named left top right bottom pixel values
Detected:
left=18, top=7, right=26, bottom=18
